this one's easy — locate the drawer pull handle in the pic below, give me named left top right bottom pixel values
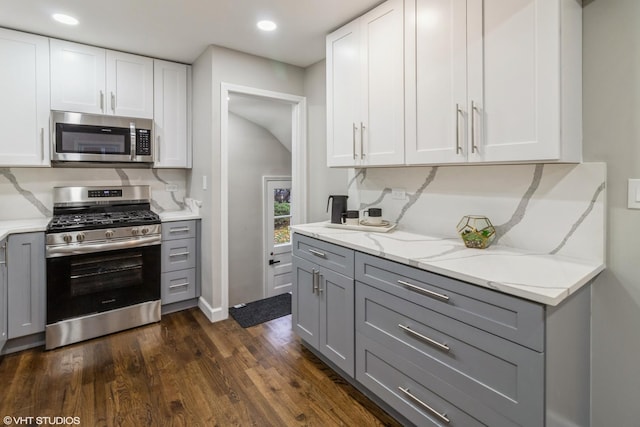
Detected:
left=397, top=280, right=449, bottom=302
left=169, top=227, right=191, bottom=233
left=308, top=249, right=327, bottom=258
left=398, top=324, right=450, bottom=352
left=398, top=387, right=450, bottom=424
left=169, top=251, right=190, bottom=257
left=169, top=282, right=189, bottom=289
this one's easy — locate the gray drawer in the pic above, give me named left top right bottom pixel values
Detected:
left=356, top=252, right=544, bottom=351
left=356, top=282, right=543, bottom=426
left=162, top=220, right=196, bottom=241
left=293, top=233, right=354, bottom=278
left=356, top=333, right=517, bottom=427
left=162, top=269, right=197, bottom=304
left=162, top=238, right=196, bottom=272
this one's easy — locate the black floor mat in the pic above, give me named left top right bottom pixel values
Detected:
left=229, top=293, right=292, bottom=328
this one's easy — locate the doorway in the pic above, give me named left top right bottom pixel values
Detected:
left=264, top=177, right=293, bottom=298
left=221, top=83, right=306, bottom=315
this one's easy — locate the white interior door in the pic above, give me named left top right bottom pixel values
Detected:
left=264, top=178, right=292, bottom=297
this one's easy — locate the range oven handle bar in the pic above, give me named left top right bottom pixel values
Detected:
left=46, top=235, right=161, bottom=258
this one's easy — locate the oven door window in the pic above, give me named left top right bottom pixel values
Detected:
left=56, top=123, right=130, bottom=155
left=47, top=245, right=160, bottom=323
left=70, top=252, right=143, bottom=296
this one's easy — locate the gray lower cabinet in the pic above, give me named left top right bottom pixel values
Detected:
left=0, top=238, right=7, bottom=352
left=291, top=233, right=591, bottom=427
left=292, top=234, right=355, bottom=377
left=7, top=232, right=45, bottom=339
left=161, top=220, right=199, bottom=305
left=355, top=251, right=591, bottom=427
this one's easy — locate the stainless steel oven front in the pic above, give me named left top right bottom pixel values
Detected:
left=45, top=234, right=161, bottom=349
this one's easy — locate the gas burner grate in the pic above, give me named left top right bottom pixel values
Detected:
left=47, top=210, right=160, bottom=231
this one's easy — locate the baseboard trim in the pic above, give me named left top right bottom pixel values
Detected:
left=198, top=297, right=226, bottom=323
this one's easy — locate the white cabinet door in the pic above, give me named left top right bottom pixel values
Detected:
left=407, top=0, right=467, bottom=165
left=0, top=29, right=50, bottom=167
left=326, top=20, right=361, bottom=167
left=153, top=60, right=189, bottom=167
left=50, top=39, right=106, bottom=115
left=468, top=0, right=561, bottom=163
left=327, top=0, right=405, bottom=167
left=360, top=0, right=405, bottom=166
left=106, top=50, right=154, bottom=118
left=408, top=0, right=581, bottom=165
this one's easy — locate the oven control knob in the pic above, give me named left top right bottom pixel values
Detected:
left=141, top=227, right=149, bottom=235
left=62, top=234, right=72, bottom=243
left=131, top=228, right=140, bottom=236
left=76, top=233, right=85, bottom=242
left=105, top=230, right=114, bottom=239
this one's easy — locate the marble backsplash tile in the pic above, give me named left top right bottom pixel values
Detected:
left=347, top=163, right=606, bottom=262
left=0, top=167, right=188, bottom=219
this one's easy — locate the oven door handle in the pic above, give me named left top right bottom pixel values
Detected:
left=46, top=235, right=161, bottom=258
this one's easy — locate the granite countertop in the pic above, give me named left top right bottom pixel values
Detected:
left=292, top=222, right=605, bottom=306
left=0, top=218, right=51, bottom=241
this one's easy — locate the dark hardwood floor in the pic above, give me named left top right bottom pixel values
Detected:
left=0, top=309, right=401, bottom=426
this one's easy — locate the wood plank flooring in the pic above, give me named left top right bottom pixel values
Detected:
left=0, top=309, right=402, bottom=426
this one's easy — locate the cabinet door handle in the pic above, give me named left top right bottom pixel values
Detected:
left=312, top=268, right=319, bottom=294
left=455, top=104, right=463, bottom=155
left=360, top=122, right=365, bottom=159
left=169, top=227, right=190, bottom=233
left=471, top=100, right=479, bottom=154
left=0, top=242, right=6, bottom=265
left=111, top=92, right=116, bottom=112
left=169, top=251, right=190, bottom=257
left=317, top=274, right=323, bottom=294
left=398, top=387, right=450, bottom=424
left=169, top=282, right=189, bottom=290
left=100, top=90, right=104, bottom=111
left=397, top=280, right=449, bottom=301
left=352, top=123, right=357, bottom=159
left=40, top=128, right=45, bottom=162
left=398, top=324, right=450, bottom=352
left=308, top=249, right=326, bottom=258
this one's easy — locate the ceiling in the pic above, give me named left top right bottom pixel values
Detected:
left=0, top=0, right=383, bottom=67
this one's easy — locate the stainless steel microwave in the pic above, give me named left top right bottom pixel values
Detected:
left=51, top=111, right=153, bottom=165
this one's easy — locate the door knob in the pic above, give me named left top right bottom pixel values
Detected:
left=268, top=259, right=281, bottom=265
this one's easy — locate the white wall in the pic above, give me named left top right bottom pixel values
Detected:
left=228, top=113, right=291, bottom=306
left=191, top=45, right=304, bottom=315
left=304, top=60, right=348, bottom=222
left=583, top=0, right=640, bottom=424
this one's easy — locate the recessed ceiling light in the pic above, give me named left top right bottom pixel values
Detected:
left=52, top=13, right=78, bottom=26
left=257, top=20, right=277, bottom=32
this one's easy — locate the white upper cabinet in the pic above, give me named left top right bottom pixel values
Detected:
left=153, top=60, right=191, bottom=168
left=327, top=0, right=405, bottom=167
left=106, top=50, right=154, bottom=118
left=406, top=0, right=582, bottom=164
left=0, top=28, right=50, bottom=167
left=51, top=39, right=153, bottom=118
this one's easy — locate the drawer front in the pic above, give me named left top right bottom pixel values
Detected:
left=162, top=238, right=196, bottom=272
left=162, top=220, right=196, bottom=241
left=293, top=233, right=354, bottom=278
left=356, top=282, right=544, bottom=426
left=162, top=269, right=196, bottom=304
left=356, top=333, right=517, bottom=427
left=355, top=252, right=544, bottom=351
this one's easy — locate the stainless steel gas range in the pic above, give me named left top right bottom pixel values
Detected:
left=45, top=185, right=161, bottom=350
